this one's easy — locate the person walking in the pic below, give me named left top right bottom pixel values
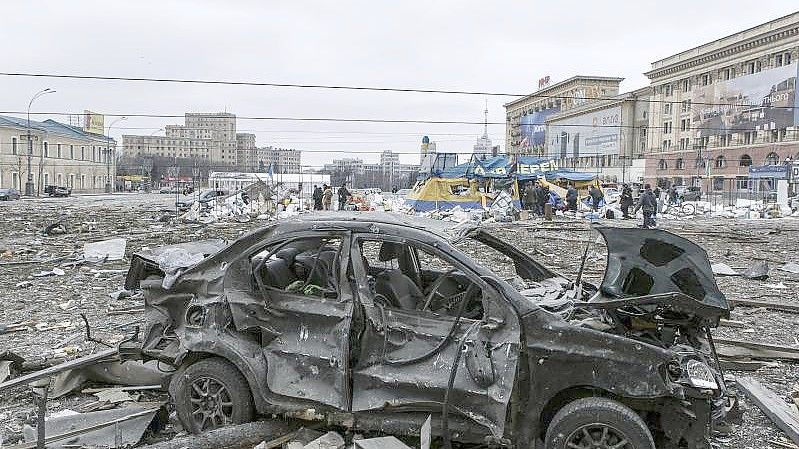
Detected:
left=589, top=185, right=604, bottom=211
left=523, top=182, right=535, bottom=211
left=322, top=184, right=333, bottom=211
left=337, top=183, right=350, bottom=211
left=566, top=184, right=578, bottom=212
left=668, top=185, right=679, bottom=205
left=620, top=184, right=633, bottom=219
left=312, top=185, right=323, bottom=211
left=635, top=184, right=658, bottom=228
left=535, top=182, right=547, bottom=215
left=538, top=184, right=550, bottom=216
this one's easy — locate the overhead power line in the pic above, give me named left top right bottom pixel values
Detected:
left=0, top=71, right=795, bottom=109
left=2, top=109, right=796, bottom=133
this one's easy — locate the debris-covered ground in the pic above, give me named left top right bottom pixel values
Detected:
left=1, top=193, right=798, bottom=448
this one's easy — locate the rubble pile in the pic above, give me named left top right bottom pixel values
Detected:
left=1, top=194, right=798, bottom=448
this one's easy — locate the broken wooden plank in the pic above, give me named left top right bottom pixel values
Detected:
left=136, top=420, right=298, bottom=449
left=714, top=338, right=799, bottom=355
left=716, top=345, right=799, bottom=362
left=719, top=319, right=748, bottom=328
left=730, top=299, right=799, bottom=314
left=737, top=377, right=799, bottom=446
left=771, top=439, right=799, bottom=449
left=0, top=348, right=117, bottom=392
left=719, top=359, right=767, bottom=371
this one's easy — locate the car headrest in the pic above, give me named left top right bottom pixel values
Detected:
left=379, top=241, right=405, bottom=262
left=275, top=247, right=301, bottom=265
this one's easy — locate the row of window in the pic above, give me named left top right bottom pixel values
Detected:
left=659, top=51, right=794, bottom=95
left=657, top=152, right=785, bottom=171
left=8, top=172, right=109, bottom=190
left=8, top=138, right=112, bottom=162
left=661, top=129, right=794, bottom=150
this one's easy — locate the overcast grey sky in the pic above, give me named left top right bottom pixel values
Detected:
left=2, top=0, right=797, bottom=168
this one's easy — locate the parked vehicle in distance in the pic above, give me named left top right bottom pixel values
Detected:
left=175, top=189, right=228, bottom=211
left=123, top=214, right=732, bottom=449
left=0, top=188, right=21, bottom=201
left=43, top=185, right=71, bottom=197
left=394, top=188, right=412, bottom=197
left=676, top=186, right=702, bottom=201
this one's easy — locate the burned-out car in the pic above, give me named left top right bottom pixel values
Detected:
left=122, top=214, right=731, bottom=448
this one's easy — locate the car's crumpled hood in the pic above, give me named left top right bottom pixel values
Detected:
left=124, top=239, right=226, bottom=290
left=589, top=227, right=729, bottom=321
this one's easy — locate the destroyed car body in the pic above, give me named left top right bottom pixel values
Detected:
left=123, top=214, right=731, bottom=449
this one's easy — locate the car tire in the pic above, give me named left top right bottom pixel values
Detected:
left=545, top=397, right=655, bottom=449
left=171, top=357, right=255, bottom=433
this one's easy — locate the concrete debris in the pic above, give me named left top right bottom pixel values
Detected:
left=32, top=267, right=66, bottom=277
left=712, top=262, right=740, bottom=276
left=743, top=260, right=770, bottom=280
left=22, top=404, right=163, bottom=449
left=736, top=377, right=799, bottom=446
left=303, top=431, right=345, bottom=449
left=778, top=262, right=799, bottom=274
left=354, top=436, right=413, bottom=449
left=84, top=238, right=128, bottom=263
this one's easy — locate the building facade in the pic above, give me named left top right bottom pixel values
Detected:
left=643, top=12, right=799, bottom=193
left=544, top=87, right=651, bottom=182
left=0, top=115, right=115, bottom=194
left=324, top=152, right=419, bottom=190
left=504, top=76, right=624, bottom=156
left=122, top=112, right=237, bottom=167
left=255, top=147, right=302, bottom=173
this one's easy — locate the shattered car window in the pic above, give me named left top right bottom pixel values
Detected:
left=252, top=237, right=341, bottom=298
left=358, top=238, right=484, bottom=319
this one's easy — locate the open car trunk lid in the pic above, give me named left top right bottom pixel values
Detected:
left=589, top=227, right=729, bottom=323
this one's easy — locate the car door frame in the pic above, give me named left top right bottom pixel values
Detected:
left=226, top=230, right=355, bottom=411
left=348, top=232, right=521, bottom=438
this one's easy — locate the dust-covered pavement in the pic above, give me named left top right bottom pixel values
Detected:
left=1, top=194, right=798, bottom=448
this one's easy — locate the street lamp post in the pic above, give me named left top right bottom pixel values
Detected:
left=25, top=88, right=56, bottom=196
left=105, top=116, right=127, bottom=193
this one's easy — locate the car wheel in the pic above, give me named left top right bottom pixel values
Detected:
left=171, top=357, right=254, bottom=433
left=545, top=397, right=655, bottom=449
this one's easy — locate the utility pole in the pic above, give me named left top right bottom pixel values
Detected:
left=25, top=88, right=55, bottom=196
left=105, top=116, right=127, bottom=193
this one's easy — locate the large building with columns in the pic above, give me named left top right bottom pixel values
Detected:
left=0, top=115, right=115, bottom=194
left=643, top=11, right=799, bottom=193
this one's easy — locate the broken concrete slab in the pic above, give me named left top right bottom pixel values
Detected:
left=304, top=431, right=345, bottom=449
left=22, top=404, right=163, bottom=449
left=84, top=238, right=128, bottom=263
left=743, top=260, right=770, bottom=280
left=712, top=262, right=740, bottom=276
left=354, top=436, right=413, bottom=449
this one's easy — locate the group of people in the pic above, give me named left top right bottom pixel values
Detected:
left=522, top=181, right=552, bottom=215
left=312, top=183, right=350, bottom=211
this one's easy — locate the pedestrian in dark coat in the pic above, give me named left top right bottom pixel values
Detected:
left=635, top=184, right=658, bottom=228
left=539, top=184, right=550, bottom=215
left=312, top=185, right=323, bottom=210
left=620, top=184, right=633, bottom=219
left=337, top=183, right=350, bottom=211
left=532, top=183, right=543, bottom=215
left=589, top=185, right=604, bottom=211
left=523, top=182, right=535, bottom=211
left=566, top=185, right=578, bottom=211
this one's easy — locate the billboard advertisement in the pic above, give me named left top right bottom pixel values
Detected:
left=83, top=110, right=105, bottom=135
left=546, top=106, right=621, bottom=158
left=692, top=62, right=798, bottom=138
left=519, top=107, right=560, bottom=151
